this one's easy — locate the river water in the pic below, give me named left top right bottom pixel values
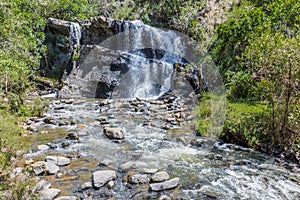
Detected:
left=25, top=97, right=300, bottom=200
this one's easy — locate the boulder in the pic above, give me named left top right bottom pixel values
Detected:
left=46, top=156, right=71, bottom=166
left=151, top=171, right=169, bottom=182
left=32, top=180, right=51, bottom=194
left=40, top=188, right=61, bottom=200
left=158, top=195, right=172, bottom=200
left=104, top=127, right=125, bottom=140
left=31, top=161, right=60, bottom=175
left=150, top=177, right=180, bottom=191
left=54, top=196, right=77, bottom=200
left=66, top=132, right=79, bottom=140
left=92, top=170, right=116, bottom=188
left=81, top=182, right=93, bottom=190
left=128, top=174, right=150, bottom=184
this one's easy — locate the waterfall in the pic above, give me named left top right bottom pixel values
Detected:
left=69, top=22, right=81, bottom=53
left=110, top=22, right=188, bottom=99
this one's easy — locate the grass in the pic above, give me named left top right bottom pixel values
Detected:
left=197, top=93, right=268, bottom=147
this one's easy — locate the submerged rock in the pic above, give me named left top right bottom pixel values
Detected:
left=150, top=177, right=180, bottom=191
left=92, top=170, right=116, bottom=188
left=119, top=161, right=135, bottom=171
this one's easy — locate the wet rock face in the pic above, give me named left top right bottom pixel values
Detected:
left=41, top=16, right=203, bottom=99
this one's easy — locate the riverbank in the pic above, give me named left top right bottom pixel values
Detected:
left=1, top=97, right=299, bottom=199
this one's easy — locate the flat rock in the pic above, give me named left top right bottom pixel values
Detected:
left=46, top=156, right=71, bottom=166
left=32, top=161, right=60, bottom=175
left=54, top=196, right=77, bottom=200
left=40, top=188, right=61, bottom=200
left=32, top=161, right=47, bottom=175
left=103, top=127, right=125, bottom=140
left=45, top=162, right=60, bottom=175
left=78, top=131, right=89, bottom=136
left=159, top=195, right=172, bottom=200
left=138, top=168, right=158, bottom=174
left=32, top=180, right=51, bottom=194
left=129, top=174, right=150, bottom=184
left=38, top=145, right=50, bottom=151
left=151, top=171, right=169, bottom=182
left=119, top=161, right=135, bottom=171
left=93, top=170, right=116, bottom=188
left=150, top=177, right=180, bottom=191
left=99, top=159, right=113, bottom=166
left=81, top=182, right=93, bottom=190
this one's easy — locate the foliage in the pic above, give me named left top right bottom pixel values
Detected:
left=0, top=116, right=25, bottom=170
left=94, top=0, right=207, bottom=42
left=211, top=0, right=300, bottom=151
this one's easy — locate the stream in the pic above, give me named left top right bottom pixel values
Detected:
left=24, top=96, right=300, bottom=200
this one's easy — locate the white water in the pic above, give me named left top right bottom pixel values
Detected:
left=107, top=21, right=189, bottom=99
left=69, top=22, right=81, bottom=53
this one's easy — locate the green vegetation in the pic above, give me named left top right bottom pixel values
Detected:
left=95, top=0, right=208, bottom=41
left=207, top=0, right=300, bottom=152
left=0, top=0, right=97, bottom=197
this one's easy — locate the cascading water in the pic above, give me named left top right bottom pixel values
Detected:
left=107, top=22, right=190, bottom=99
left=69, top=22, right=81, bottom=50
